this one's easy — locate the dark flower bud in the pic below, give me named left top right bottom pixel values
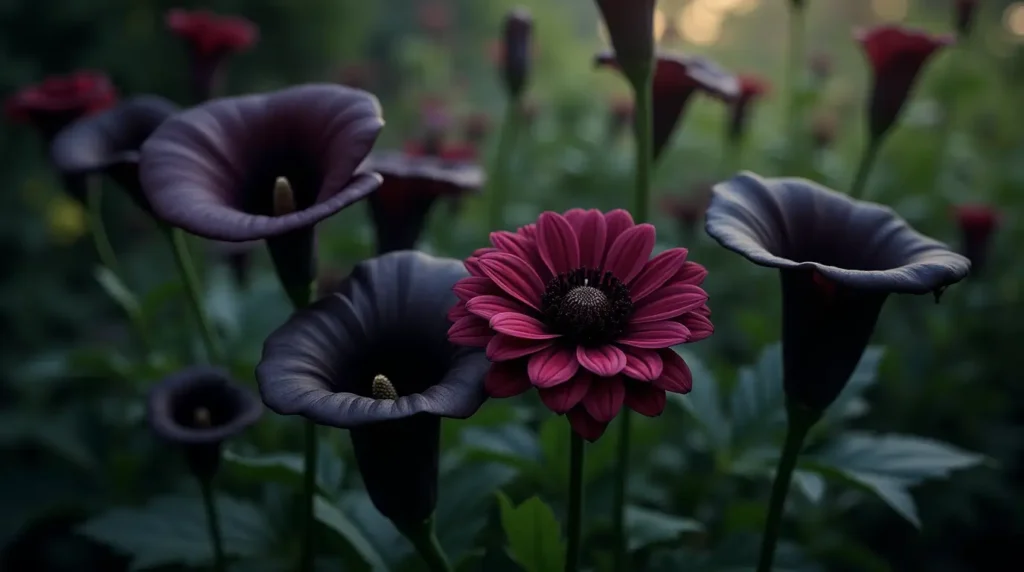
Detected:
left=595, top=0, right=656, bottom=84
left=955, top=0, right=979, bottom=39
left=952, top=204, right=998, bottom=274
left=501, top=7, right=533, bottom=100
left=856, top=26, right=954, bottom=143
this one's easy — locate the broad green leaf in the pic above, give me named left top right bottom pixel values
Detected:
left=0, top=411, right=99, bottom=473
left=792, top=470, right=827, bottom=504
left=79, top=494, right=274, bottom=571
left=669, top=349, right=729, bottom=451
left=729, top=344, right=785, bottom=449
left=496, top=493, right=566, bottom=572
left=437, top=462, right=519, bottom=559
left=822, top=346, right=886, bottom=424
left=313, top=496, right=389, bottom=571
left=94, top=266, right=141, bottom=316
left=625, top=506, right=704, bottom=551
left=804, top=432, right=985, bottom=527
left=461, top=424, right=542, bottom=474
left=223, top=451, right=329, bottom=495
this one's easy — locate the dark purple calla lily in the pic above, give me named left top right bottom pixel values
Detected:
left=256, top=251, right=489, bottom=527
left=50, top=96, right=180, bottom=215
left=705, top=172, right=970, bottom=412
left=139, top=84, right=384, bottom=306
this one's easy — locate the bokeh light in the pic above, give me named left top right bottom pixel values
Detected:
left=676, top=2, right=725, bottom=46
left=872, top=0, right=908, bottom=22
left=1007, top=3, right=1024, bottom=37
left=654, top=8, right=667, bottom=42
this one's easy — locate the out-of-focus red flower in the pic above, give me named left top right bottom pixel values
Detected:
left=728, top=74, right=771, bottom=143
left=955, top=0, right=979, bottom=39
left=952, top=204, right=999, bottom=273
left=855, top=26, right=954, bottom=142
left=5, top=71, right=117, bottom=140
left=448, top=209, right=712, bottom=441
left=166, top=9, right=258, bottom=101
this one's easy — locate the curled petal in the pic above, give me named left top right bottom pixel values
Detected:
left=485, top=361, right=532, bottom=398
left=486, top=334, right=554, bottom=361
left=453, top=276, right=501, bottom=302
left=624, top=382, right=667, bottom=417
left=621, top=346, right=663, bottom=381
left=567, top=406, right=610, bottom=442
left=629, top=248, right=689, bottom=301
left=654, top=349, right=694, bottom=393
left=576, top=345, right=627, bottom=377
left=582, top=376, right=625, bottom=423
left=673, top=261, right=708, bottom=285
left=447, top=315, right=493, bottom=347
left=604, top=224, right=656, bottom=283
left=618, top=321, right=691, bottom=349
left=528, top=345, right=580, bottom=388
left=678, top=309, right=714, bottom=342
left=490, top=312, right=560, bottom=340
left=538, top=373, right=592, bottom=413
left=478, top=252, right=546, bottom=311
left=631, top=284, right=709, bottom=323
left=537, top=211, right=581, bottom=276
left=466, top=295, right=527, bottom=320
left=447, top=302, right=470, bottom=322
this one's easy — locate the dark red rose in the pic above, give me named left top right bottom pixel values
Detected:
left=166, top=9, right=258, bottom=101
left=856, top=26, right=954, bottom=142
left=728, top=74, right=771, bottom=143
left=952, top=204, right=999, bottom=273
left=955, top=0, right=979, bottom=38
left=5, top=71, right=117, bottom=141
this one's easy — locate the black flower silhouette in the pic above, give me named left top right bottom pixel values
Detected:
left=256, top=251, right=489, bottom=527
left=705, top=172, right=970, bottom=411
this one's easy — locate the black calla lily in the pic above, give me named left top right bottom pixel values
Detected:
left=705, top=172, right=970, bottom=411
left=147, top=366, right=263, bottom=480
left=362, top=151, right=484, bottom=254
left=256, top=251, right=489, bottom=528
left=50, top=95, right=180, bottom=215
left=139, top=84, right=384, bottom=307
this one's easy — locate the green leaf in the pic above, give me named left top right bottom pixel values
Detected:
left=437, top=462, right=519, bottom=560
left=729, top=344, right=785, bottom=449
left=496, top=493, right=566, bottom=572
left=625, top=506, right=704, bottom=551
left=314, top=496, right=389, bottom=571
left=223, top=450, right=327, bottom=495
left=94, top=266, right=141, bottom=316
left=822, top=346, right=886, bottom=424
left=668, top=349, right=729, bottom=451
left=78, top=494, right=274, bottom=571
left=0, top=411, right=99, bottom=473
left=804, top=432, right=985, bottom=527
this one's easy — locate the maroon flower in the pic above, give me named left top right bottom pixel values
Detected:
left=5, top=71, right=117, bottom=141
left=856, top=26, right=954, bottom=142
left=597, top=52, right=739, bottom=161
left=166, top=9, right=258, bottom=101
left=728, top=74, right=771, bottom=143
left=955, top=0, right=979, bottom=38
left=500, top=7, right=533, bottom=100
left=952, top=204, right=999, bottom=273
left=361, top=147, right=484, bottom=253
left=447, top=209, right=712, bottom=441
left=595, top=0, right=657, bottom=83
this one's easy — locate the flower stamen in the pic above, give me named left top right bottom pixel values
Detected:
left=541, top=267, right=632, bottom=346
left=371, top=374, right=399, bottom=400
left=193, top=406, right=213, bottom=428
left=273, top=176, right=295, bottom=216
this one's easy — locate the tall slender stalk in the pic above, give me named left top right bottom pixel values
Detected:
left=488, top=100, right=520, bottom=232
left=300, top=419, right=317, bottom=572
left=756, top=404, right=820, bottom=572
left=401, top=516, right=453, bottom=572
left=849, top=138, right=881, bottom=200
left=199, top=477, right=226, bottom=572
left=166, top=227, right=225, bottom=364
left=565, top=433, right=586, bottom=572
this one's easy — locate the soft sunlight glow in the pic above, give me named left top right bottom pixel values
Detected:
left=1007, top=3, right=1024, bottom=36
left=677, top=3, right=725, bottom=46
left=654, top=8, right=667, bottom=42
left=872, top=0, right=908, bottom=22
left=732, top=0, right=761, bottom=15
left=696, top=0, right=761, bottom=15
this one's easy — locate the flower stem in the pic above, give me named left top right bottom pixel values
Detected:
left=198, top=476, right=226, bottom=572
left=488, top=99, right=520, bottom=232
left=756, top=403, right=820, bottom=572
left=300, top=419, right=318, bottom=572
left=784, top=4, right=806, bottom=165
left=566, top=431, right=586, bottom=572
left=400, top=516, right=452, bottom=572
left=849, top=137, right=881, bottom=200
left=166, top=227, right=225, bottom=365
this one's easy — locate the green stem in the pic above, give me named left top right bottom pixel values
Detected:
left=566, top=432, right=586, bottom=572
left=400, top=516, right=452, bottom=572
left=300, top=419, right=318, bottom=572
left=849, top=138, right=881, bottom=200
left=199, top=477, right=226, bottom=572
left=756, top=404, right=820, bottom=572
left=784, top=4, right=806, bottom=166
left=166, top=227, right=225, bottom=364
left=611, top=410, right=631, bottom=572
left=488, top=100, right=520, bottom=232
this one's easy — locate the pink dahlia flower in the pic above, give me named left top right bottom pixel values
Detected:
left=447, top=209, right=713, bottom=441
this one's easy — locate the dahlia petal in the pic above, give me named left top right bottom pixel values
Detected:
left=490, top=231, right=539, bottom=267
left=485, top=361, right=532, bottom=398
left=604, top=224, right=656, bottom=284
left=565, top=209, right=608, bottom=269
left=625, top=382, right=667, bottom=417
left=537, top=211, right=581, bottom=276
left=621, top=346, right=664, bottom=381
left=478, top=252, right=545, bottom=311
left=466, top=294, right=528, bottom=320
left=602, top=209, right=635, bottom=263
left=453, top=276, right=501, bottom=302
left=447, top=315, right=494, bottom=347
left=631, top=284, right=709, bottom=323
left=466, top=247, right=498, bottom=276
left=678, top=309, right=714, bottom=342
left=618, top=321, right=692, bottom=349
left=518, top=223, right=537, bottom=240
left=447, top=302, right=471, bottom=322
left=486, top=334, right=554, bottom=361
left=567, top=406, right=610, bottom=442
left=673, top=261, right=708, bottom=286
left=538, top=372, right=592, bottom=413
left=582, top=376, right=625, bottom=423
left=527, top=345, right=580, bottom=388
left=653, top=349, right=694, bottom=393
left=490, top=312, right=560, bottom=340
left=629, top=248, right=689, bottom=301
left=576, top=344, right=627, bottom=376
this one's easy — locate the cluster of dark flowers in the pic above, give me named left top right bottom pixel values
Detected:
left=2, top=0, right=991, bottom=570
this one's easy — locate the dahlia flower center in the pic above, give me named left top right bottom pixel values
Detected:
left=541, top=268, right=632, bottom=346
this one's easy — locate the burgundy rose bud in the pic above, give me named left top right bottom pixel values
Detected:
left=856, top=26, right=954, bottom=143
left=955, top=0, right=979, bottom=39
left=4, top=71, right=117, bottom=142
left=728, top=75, right=771, bottom=144
left=595, top=0, right=656, bottom=84
left=501, top=7, right=533, bottom=100
left=952, top=204, right=998, bottom=274
left=166, top=9, right=258, bottom=102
